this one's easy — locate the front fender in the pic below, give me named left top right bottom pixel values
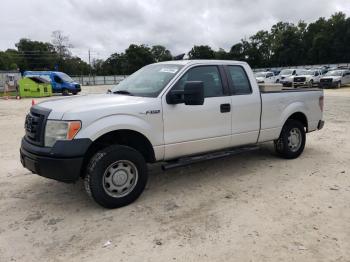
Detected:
left=75, top=114, right=162, bottom=146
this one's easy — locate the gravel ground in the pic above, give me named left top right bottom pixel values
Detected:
left=0, top=86, right=349, bottom=262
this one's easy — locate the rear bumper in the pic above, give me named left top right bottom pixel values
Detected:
left=20, top=138, right=91, bottom=183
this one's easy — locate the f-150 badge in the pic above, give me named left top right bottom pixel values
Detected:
left=140, top=110, right=160, bottom=115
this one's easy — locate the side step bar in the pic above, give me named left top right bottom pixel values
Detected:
left=162, top=146, right=259, bottom=171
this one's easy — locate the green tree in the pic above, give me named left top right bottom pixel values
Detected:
left=215, top=48, right=230, bottom=59
left=229, top=43, right=245, bottom=61
left=188, top=45, right=215, bottom=59
left=151, top=45, right=172, bottom=62
left=15, top=38, right=58, bottom=70
left=124, top=44, right=154, bottom=74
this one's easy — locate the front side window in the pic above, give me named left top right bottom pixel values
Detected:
left=173, top=66, right=224, bottom=98
left=57, top=72, right=74, bottom=83
left=226, top=66, right=252, bottom=95
left=54, top=76, right=62, bottom=83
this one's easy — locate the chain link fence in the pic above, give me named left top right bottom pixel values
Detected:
left=71, top=75, right=127, bottom=86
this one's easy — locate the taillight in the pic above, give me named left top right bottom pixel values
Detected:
left=319, top=96, right=324, bottom=112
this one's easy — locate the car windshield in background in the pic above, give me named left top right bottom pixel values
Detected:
left=111, top=64, right=183, bottom=97
left=280, top=69, right=293, bottom=75
left=57, top=72, right=74, bottom=82
left=255, top=72, right=266, bottom=77
left=325, top=70, right=343, bottom=76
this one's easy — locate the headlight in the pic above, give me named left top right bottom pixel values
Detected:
left=45, top=120, right=81, bottom=147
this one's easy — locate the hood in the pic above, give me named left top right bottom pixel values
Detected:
left=280, top=74, right=292, bottom=78
left=292, top=75, right=312, bottom=80
left=321, top=76, right=341, bottom=81
left=37, top=94, right=156, bottom=120
left=256, top=77, right=265, bottom=82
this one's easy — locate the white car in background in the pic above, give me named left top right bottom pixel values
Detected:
left=319, top=69, right=350, bottom=88
left=279, top=69, right=306, bottom=87
left=291, top=69, right=323, bottom=88
left=254, top=71, right=276, bottom=84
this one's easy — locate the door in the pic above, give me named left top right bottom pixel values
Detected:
left=162, top=65, right=232, bottom=160
left=53, top=75, right=62, bottom=91
left=343, top=71, right=350, bottom=84
left=266, top=72, right=275, bottom=83
left=224, top=65, right=261, bottom=146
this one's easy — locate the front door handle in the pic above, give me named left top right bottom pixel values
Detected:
left=220, top=103, right=231, bottom=113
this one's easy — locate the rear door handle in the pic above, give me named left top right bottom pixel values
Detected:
left=220, top=103, right=231, bottom=113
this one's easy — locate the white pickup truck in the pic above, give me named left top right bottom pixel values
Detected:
left=20, top=60, right=325, bottom=208
left=291, top=69, right=323, bottom=88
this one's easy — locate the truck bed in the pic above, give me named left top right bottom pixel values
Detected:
left=258, top=84, right=323, bottom=143
left=259, top=83, right=321, bottom=93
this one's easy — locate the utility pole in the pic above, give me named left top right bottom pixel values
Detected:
left=88, top=49, right=91, bottom=85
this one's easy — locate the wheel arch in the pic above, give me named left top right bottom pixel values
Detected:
left=284, top=112, right=308, bottom=132
left=80, top=129, right=156, bottom=178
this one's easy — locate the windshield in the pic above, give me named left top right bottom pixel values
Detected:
left=111, top=63, right=183, bottom=97
left=325, top=70, right=343, bottom=76
left=57, top=72, right=74, bottom=82
left=280, top=69, right=293, bottom=75
left=255, top=72, right=266, bottom=77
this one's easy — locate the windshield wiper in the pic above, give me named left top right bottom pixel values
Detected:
left=112, top=90, right=134, bottom=96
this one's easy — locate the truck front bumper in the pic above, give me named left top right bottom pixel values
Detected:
left=319, top=82, right=337, bottom=88
left=20, top=138, right=92, bottom=183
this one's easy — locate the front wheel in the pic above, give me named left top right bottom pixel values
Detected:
left=336, top=81, right=341, bottom=89
left=84, top=145, right=148, bottom=208
left=274, top=120, right=306, bottom=159
left=308, top=80, right=313, bottom=88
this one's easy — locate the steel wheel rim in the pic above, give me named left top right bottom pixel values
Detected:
left=102, top=160, right=138, bottom=198
left=288, top=128, right=302, bottom=152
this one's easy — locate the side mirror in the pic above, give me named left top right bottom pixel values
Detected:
left=166, top=81, right=204, bottom=105
left=184, top=81, right=204, bottom=105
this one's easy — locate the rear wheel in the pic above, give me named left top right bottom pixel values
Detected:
left=84, top=145, right=148, bottom=208
left=274, top=120, right=306, bottom=159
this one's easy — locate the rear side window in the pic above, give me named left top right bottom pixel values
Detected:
left=174, top=66, right=223, bottom=98
left=226, top=66, right=252, bottom=95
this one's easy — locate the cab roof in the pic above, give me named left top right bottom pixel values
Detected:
left=156, top=59, right=247, bottom=66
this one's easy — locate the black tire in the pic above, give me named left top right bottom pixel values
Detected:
left=84, top=145, right=148, bottom=208
left=308, top=80, right=313, bottom=88
left=336, top=81, right=341, bottom=89
left=274, top=119, right=306, bottom=159
left=62, top=89, right=69, bottom=96
left=72, top=92, right=78, bottom=95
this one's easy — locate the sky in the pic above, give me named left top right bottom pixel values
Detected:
left=0, top=0, right=349, bottom=62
